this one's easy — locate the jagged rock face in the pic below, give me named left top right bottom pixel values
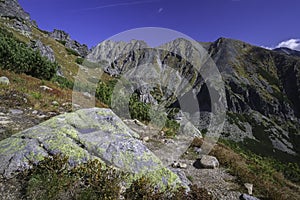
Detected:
left=0, top=108, right=181, bottom=188
left=11, top=18, right=31, bottom=33
left=88, top=39, right=206, bottom=106
left=87, top=39, right=148, bottom=63
left=49, top=29, right=89, bottom=57
left=0, top=0, right=30, bottom=21
left=31, top=40, right=56, bottom=63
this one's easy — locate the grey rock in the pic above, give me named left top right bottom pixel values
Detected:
left=199, top=155, right=219, bottom=169
left=49, top=29, right=89, bottom=57
left=239, top=194, right=260, bottom=200
left=169, top=168, right=191, bottom=192
left=244, top=183, right=253, bottom=195
left=31, top=40, right=56, bottom=62
left=9, top=109, right=23, bottom=115
left=0, top=76, right=9, bottom=85
left=49, top=29, right=71, bottom=41
left=40, top=85, right=53, bottom=91
left=0, top=108, right=181, bottom=189
left=51, top=101, right=59, bottom=106
left=0, top=0, right=31, bottom=22
left=11, top=19, right=31, bottom=33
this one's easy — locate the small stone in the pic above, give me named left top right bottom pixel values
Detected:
left=172, top=161, right=187, bottom=169
left=40, top=85, right=53, bottom=91
left=172, top=161, right=180, bottom=168
left=194, top=147, right=202, bottom=154
left=200, top=155, right=219, bottom=169
left=179, top=163, right=187, bottom=169
left=142, top=136, right=150, bottom=142
left=52, top=101, right=59, bottom=106
left=37, top=114, right=47, bottom=119
left=0, top=76, right=9, bottom=85
left=83, top=92, right=92, bottom=99
left=244, top=183, right=253, bottom=195
left=32, top=110, right=38, bottom=115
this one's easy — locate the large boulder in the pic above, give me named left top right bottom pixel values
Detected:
left=0, top=108, right=181, bottom=188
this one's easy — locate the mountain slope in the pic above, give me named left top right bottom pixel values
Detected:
left=88, top=37, right=300, bottom=164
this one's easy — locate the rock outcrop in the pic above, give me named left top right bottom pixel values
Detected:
left=30, top=40, right=56, bottom=63
left=0, top=108, right=181, bottom=188
left=49, top=29, right=89, bottom=57
left=0, top=0, right=30, bottom=22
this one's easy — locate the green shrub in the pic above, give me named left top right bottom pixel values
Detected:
left=51, top=75, right=74, bottom=89
left=75, top=57, right=84, bottom=65
left=56, top=40, right=66, bottom=46
left=65, top=48, right=80, bottom=56
left=0, top=27, right=57, bottom=80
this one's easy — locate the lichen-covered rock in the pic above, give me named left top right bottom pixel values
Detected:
left=0, top=108, right=181, bottom=189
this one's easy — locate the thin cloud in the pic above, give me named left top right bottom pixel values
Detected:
left=276, top=39, right=300, bottom=51
left=261, top=46, right=273, bottom=50
left=80, top=0, right=160, bottom=11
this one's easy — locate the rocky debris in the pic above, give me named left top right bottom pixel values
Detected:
left=0, top=0, right=31, bottom=22
left=49, top=29, right=89, bottom=57
left=244, top=183, right=253, bottom=195
left=31, top=40, right=56, bottom=63
left=239, top=194, right=260, bottom=200
left=0, top=76, right=9, bottom=85
left=0, top=108, right=181, bottom=189
left=183, top=158, right=241, bottom=200
left=198, top=155, right=219, bottom=169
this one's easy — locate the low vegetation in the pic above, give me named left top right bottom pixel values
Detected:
left=17, top=154, right=212, bottom=200
left=190, top=138, right=300, bottom=200
left=0, top=27, right=58, bottom=80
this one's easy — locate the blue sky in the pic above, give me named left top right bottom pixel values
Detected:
left=19, top=0, right=300, bottom=49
